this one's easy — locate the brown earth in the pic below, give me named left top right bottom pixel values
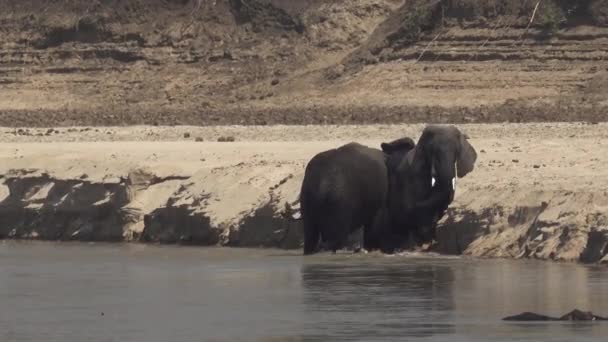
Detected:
left=1, top=0, right=607, bottom=126
left=1, top=123, right=608, bottom=263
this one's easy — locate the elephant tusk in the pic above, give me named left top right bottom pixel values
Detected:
left=453, top=161, right=457, bottom=191
left=431, top=163, right=457, bottom=190
left=431, top=161, right=437, bottom=188
left=431, top=177, right=456, bottom=190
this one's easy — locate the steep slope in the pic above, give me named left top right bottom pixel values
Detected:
left=0, top=0, right=607, bottom=126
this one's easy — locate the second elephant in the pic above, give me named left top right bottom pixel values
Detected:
left=384, top=125, right=477, bottom=245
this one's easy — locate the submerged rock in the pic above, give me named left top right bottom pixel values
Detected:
left=503, top=309, right=608, bottom=321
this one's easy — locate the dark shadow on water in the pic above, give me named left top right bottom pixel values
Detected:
left=299, top=261, right=455, bottom=340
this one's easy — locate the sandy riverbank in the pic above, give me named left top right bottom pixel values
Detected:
left=1, top=123, right=607, bottom=263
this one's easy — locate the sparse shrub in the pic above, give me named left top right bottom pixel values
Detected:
left=387, top=0, right=439, bottom=49
left=540, top=1, right=565, bottom=36
left=325, top=64, right=345, bottom=80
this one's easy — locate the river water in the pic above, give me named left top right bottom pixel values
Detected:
left=1, top=242, right=608, bottom=342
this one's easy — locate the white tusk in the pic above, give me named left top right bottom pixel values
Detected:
left=453, top=161, right=457, bottom=191
left=431, top=163, right=458, bottom=190
left=431, top=161, right=437, bottom=188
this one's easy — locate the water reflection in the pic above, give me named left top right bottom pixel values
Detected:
left=3, top=243, right=608, bottom=342
left=452, top=259, right=604, bottom=318
left=449, top=259, right=608, bottom=340
left=300, top=260, right=455, bottom=340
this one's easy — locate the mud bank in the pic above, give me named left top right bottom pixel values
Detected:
left=1, top=123, right=608, bottom=263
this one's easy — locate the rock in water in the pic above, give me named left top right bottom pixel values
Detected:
left=503, top=309, right=608, bottom=321
left=503, top=312, right=558, bottom=321
left=559, top=309, right=608, bottom=321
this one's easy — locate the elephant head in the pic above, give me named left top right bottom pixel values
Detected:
left=383, top=125, right=477, bottom=245
left=380, top=137, right=416, bottom=175
left=380, top=137, right=416, bottom=154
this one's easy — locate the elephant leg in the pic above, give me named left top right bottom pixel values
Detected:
left=378, top=230, right=399, bottom=254
left=363, top=211, right=384, bottom=252
left=362, top=224, right=376, bottom=252
left=366, top=212, right=410, bottom=254
left=320, top=211, right=351, bottom=253
left=402, top=228, right=421, bottom=249
left=380, top=223, right=412, bottom=253
left=303, top=220, right=320, bottom=255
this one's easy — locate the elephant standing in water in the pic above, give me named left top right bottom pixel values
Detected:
left=385, top=125, right=477, bottom=246
left=299, top=138, right=415, bottom=255
left=299, top=125, right=477, bottom=255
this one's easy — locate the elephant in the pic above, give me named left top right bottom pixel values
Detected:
left=299, top=138, right=416, bottom=255
left=299, top=125, right=477, bottom=255
left=383, top=125, right=477, bottom=246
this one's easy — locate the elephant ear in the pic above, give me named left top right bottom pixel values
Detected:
left=381, top=137, right=416, bottom=154
left=456, top=133, right=477, bottom=178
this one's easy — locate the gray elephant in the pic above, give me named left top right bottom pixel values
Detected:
left=383, top=125, right=477, bottom=246
left=300, top=138, right=416, bottom=255
left=300, top=125, right=477, bottom=255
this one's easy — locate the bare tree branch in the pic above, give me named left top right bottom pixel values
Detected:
left=415, top=30, right=444, bottom=63
left=514, top=0, right=542, bottom=46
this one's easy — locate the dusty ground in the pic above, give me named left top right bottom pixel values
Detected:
left=1, top=123, right=608, bottom=263
left=1, top=0, right=607, bottom=126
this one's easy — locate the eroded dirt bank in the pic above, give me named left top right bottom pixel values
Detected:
left=1, top=123, right=608, bottom=263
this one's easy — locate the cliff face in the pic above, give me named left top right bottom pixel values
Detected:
left=1, top=123, right=608, bottom=263
left=1, top=0, right=607, bottom=126
left=0, top=135, right=306, bottom=248
left=436, top=189, right=608, bottom=263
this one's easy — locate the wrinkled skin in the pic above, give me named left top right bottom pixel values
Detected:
left=383, top=125, right=477, bottom=247
left=300, top=138, right=415, bottom=255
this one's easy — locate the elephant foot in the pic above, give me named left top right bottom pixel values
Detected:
left=353, top=247, right=369, bottom=254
